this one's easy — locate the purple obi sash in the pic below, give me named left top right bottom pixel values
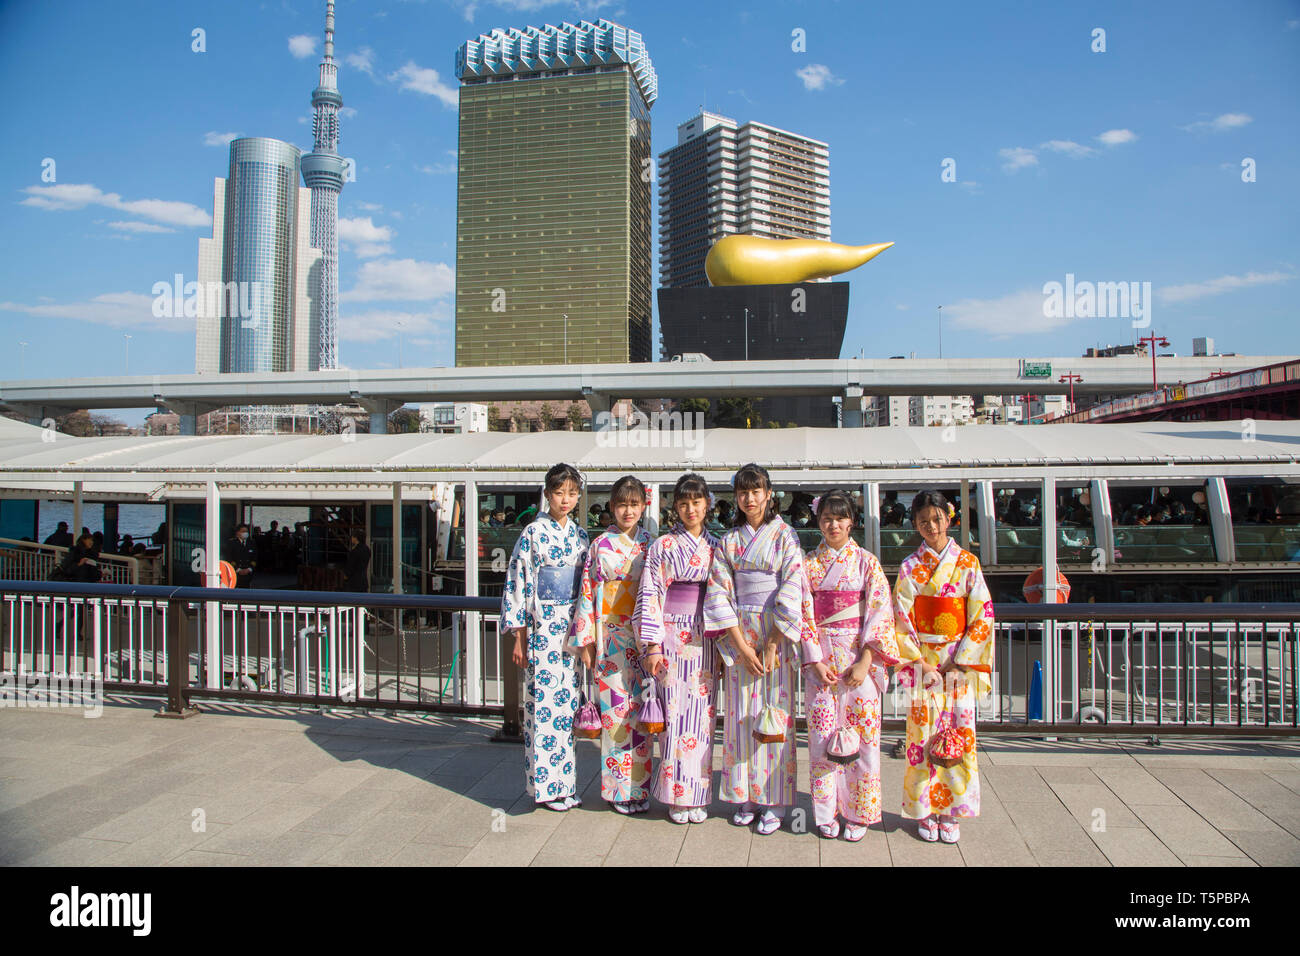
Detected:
left=537, top=563, right=582, bottom=603
left=736, top=568, right=778, bottom=609
left=813, top=589, right=865, bottom=629
left=663, top=580, right=705, bottom=618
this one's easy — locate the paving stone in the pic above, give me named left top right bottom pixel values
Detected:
left=1128, top=804, right=1248, bottom=862
left=1088, top=827, right=1181, bottom=866
left=981, top=766, right=1058, bottom=804
left=955, top=824, right=1037, bottom=866
left=676, top=816, right=751, bottom=867
left=1094, top=766, right=1183, bottom=807
left=1218, top=826, right=1300, bottom=867
left=603, top=812, right=688, bottom=866
left=292, top=788, right=397, bottom=837
left=388, top=842, right=470, bottom=866
left=1148, top=769, right=1280, bottom=832
left=1047, top=782, right=1144, bottom=829
left=1003, top=800, right=1109, bottom=866
left=457, top=820, right=550, bottom=866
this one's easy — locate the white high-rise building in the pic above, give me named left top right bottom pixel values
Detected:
left=657, top=111, right=831, bottom=288
left=195, top=138, right=321, bottom=375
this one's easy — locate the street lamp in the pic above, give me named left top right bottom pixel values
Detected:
left=562, top=313, right=568, bottom=364
left=124, top=334, right=132, bottom=374
left=1138, top=332, right=1170, bottom=389
left=1058, top=372, right=1083, bottom=413
left=938, top=305, right=943, bottom=359
left=19, top=341, right=27, bottom=377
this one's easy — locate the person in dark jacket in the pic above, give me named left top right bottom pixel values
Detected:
left=44, top=521, right=74, bottom=547
left=223, top=524, right=256, bottom=588
left=343, top=532, right=371, bottom=593
left=63, top=534, right=103, bottom=582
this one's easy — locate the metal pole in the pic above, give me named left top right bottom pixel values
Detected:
left=391, top=481, right=402, bottom=595
left=155, top=598, right=198, bottom=718
left=938, top=305, right=942, bottom=359
left=744, top=308, right=749, bottom=361
left=464, top=479, right=481, bottom=706
left=562, top=313, right=568, bottom=364
left=204, top=479, right=221, bottom=689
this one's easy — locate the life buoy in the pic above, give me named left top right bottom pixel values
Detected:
left=1023, top=567, right=1070, bottom=603
left=219, top=560, right=237, bottom=588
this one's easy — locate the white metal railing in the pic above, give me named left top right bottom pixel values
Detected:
left=0, top=537, right=159, bottom=585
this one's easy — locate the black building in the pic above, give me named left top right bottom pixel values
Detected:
left=657, top=282, right=849, bottom=426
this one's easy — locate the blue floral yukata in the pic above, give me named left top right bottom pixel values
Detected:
left=500, top=512, right=590, bottom=803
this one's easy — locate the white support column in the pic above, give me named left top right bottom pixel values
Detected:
left=72, top=481, right=83, bottom=539
left=391, top=482, right=402, bottom=595
left=1206, top=477, right=1235, bottom=563
left=863, top=482, right=880, bottom=556
left=464, top=479, right=482, bottom=706
left=645, top=483, right=660, bottom=536
left=1041, top=476, right=1058, bottom=723
left=977, top=481, right=997, bottom=566
left=204, top=479, right=221, bottom=689
left=584, top=389, right=613, bottom=431
left=960, top=479, right=971, bottom=552
left=1091, top=479, right=1114, bottom=569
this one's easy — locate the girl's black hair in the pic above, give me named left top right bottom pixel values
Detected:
left=543, top=462, right=583, bottom=495
left=911, top=490, right=951, bottom=524
left=672, top=472, right=710, bottom=506
left=609, top=474, right=648, bottom=506
left=815, top=489, right=856, bottom=522
left=732, top=463, right=780, bottom=526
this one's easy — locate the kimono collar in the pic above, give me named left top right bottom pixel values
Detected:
left=611, top=527, right=642, bottom=548
left=540, top=511, right=570, bottom=530
left=923, top=537, right=956, bottom=562
left=818, top=537, right=856, bottom=560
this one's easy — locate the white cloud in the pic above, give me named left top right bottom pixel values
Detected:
left=107, top=221, right=175, bottom=234
left=944, top=289, right=1071, bottom=337
left=356, top=201, right=384, bottom=212
left=340, top=106, right=358, bottom=119
left=339, top=305, right=450, bottom=343
left=795, top=63, right=844, bottom=91
left=1158, top=271, right=1292, bottom=304
left=203, top=131, right=240, bottom=147
left=388, top=61, right=458, bottom=107
left=341, top=258, right=454, bottom=302
left=289, top=35, right=317, bottom=59
left=999, top=147, right=1038, bottom=172
left=338, top=216, right=395, bottom=259
left=20, top=183, right=211, bottom=228
left=346, top=46, right=375, bottom=76
left=0, top=292, right=187, bottom=332
left=1096, top=128, right=1137, bottom=146
left=1180, top=113, right=1252, bottom=133
left=1041, top=139, right=1095, bottom=158
left=455, top=0, right=616, bottom=22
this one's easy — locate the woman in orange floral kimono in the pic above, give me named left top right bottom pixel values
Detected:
left=892, top=490, right=994, bottom=844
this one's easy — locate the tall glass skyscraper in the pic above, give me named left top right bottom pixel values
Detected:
left=453, top=19, right=657, bottom=366
left=195, top=137, right=321, bottom=375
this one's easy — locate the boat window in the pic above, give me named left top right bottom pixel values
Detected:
left=1226, top=479, right=1300, bottom=562
left=1108, top=482, right=1216, bottom=563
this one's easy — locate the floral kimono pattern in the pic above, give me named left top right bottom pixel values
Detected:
left=634, top=525, right=719, bottom=807
left=568, top=526, right=654, bottom=803
left=500, top=513, right=590, bottom=803
left=803, top=539, right=900, bottom=826
left=703, top=519, right=806, bottom=807
left=892, top=539, right=995, bottom=820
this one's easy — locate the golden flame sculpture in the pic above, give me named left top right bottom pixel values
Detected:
left=704, top=235, right=895, bottom=286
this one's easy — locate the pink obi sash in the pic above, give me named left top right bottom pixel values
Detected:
left=813, top=589, right=865, bottom=630
left=663, top=580, right=705, bottom=618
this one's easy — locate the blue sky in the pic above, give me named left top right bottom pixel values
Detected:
left=1, top=0, right=1297, bottom=421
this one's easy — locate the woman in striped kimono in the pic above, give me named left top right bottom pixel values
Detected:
left=635, top=473, right=720, bottom=825
left=892, top=490, right=995, bottom=844
left=703, top=463, right=808, bottom=835
left=803, top=490, right=901, bottom=841
left=500, top=463, right=590, bottom=812
left=569, top=476, right=655, bottom=814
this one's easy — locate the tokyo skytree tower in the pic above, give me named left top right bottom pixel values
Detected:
left=301, top=0, right=346, bottom=370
